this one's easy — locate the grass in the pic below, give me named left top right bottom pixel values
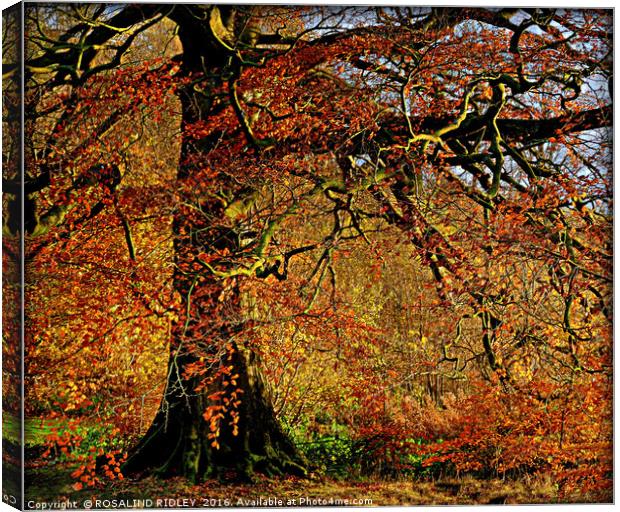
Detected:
left=3, top=415, right=67, bottom=447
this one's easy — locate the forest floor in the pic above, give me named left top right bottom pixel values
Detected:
left=2, top=416, right=607, bottom=508
left=21, top=464, right=603, bottom=508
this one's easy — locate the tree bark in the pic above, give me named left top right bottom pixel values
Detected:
left=123, top=6, right=305, bottom=482
left=122, top=337, right=307, bottom=482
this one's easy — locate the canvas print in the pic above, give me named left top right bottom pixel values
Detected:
left=2, top=4, right=613, bottom=508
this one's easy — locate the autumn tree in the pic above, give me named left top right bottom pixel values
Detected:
left=4, top=5, right=612, bottom=485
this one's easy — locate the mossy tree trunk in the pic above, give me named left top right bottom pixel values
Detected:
left=123, top=336, right=306, bottom=482
left=124, top=6, right=305, bottom=482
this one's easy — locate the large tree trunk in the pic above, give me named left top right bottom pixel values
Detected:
left=123, top=109, right=306, bottom=482
left=122, top=335, right=306, bottom=482
left=124, top=6, right=305, bottom=482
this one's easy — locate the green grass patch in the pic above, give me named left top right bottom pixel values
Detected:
left=2, top=415, right=66, bottom=447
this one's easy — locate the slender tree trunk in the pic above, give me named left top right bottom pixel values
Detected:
left=124, top=7, right=305, bottom=481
